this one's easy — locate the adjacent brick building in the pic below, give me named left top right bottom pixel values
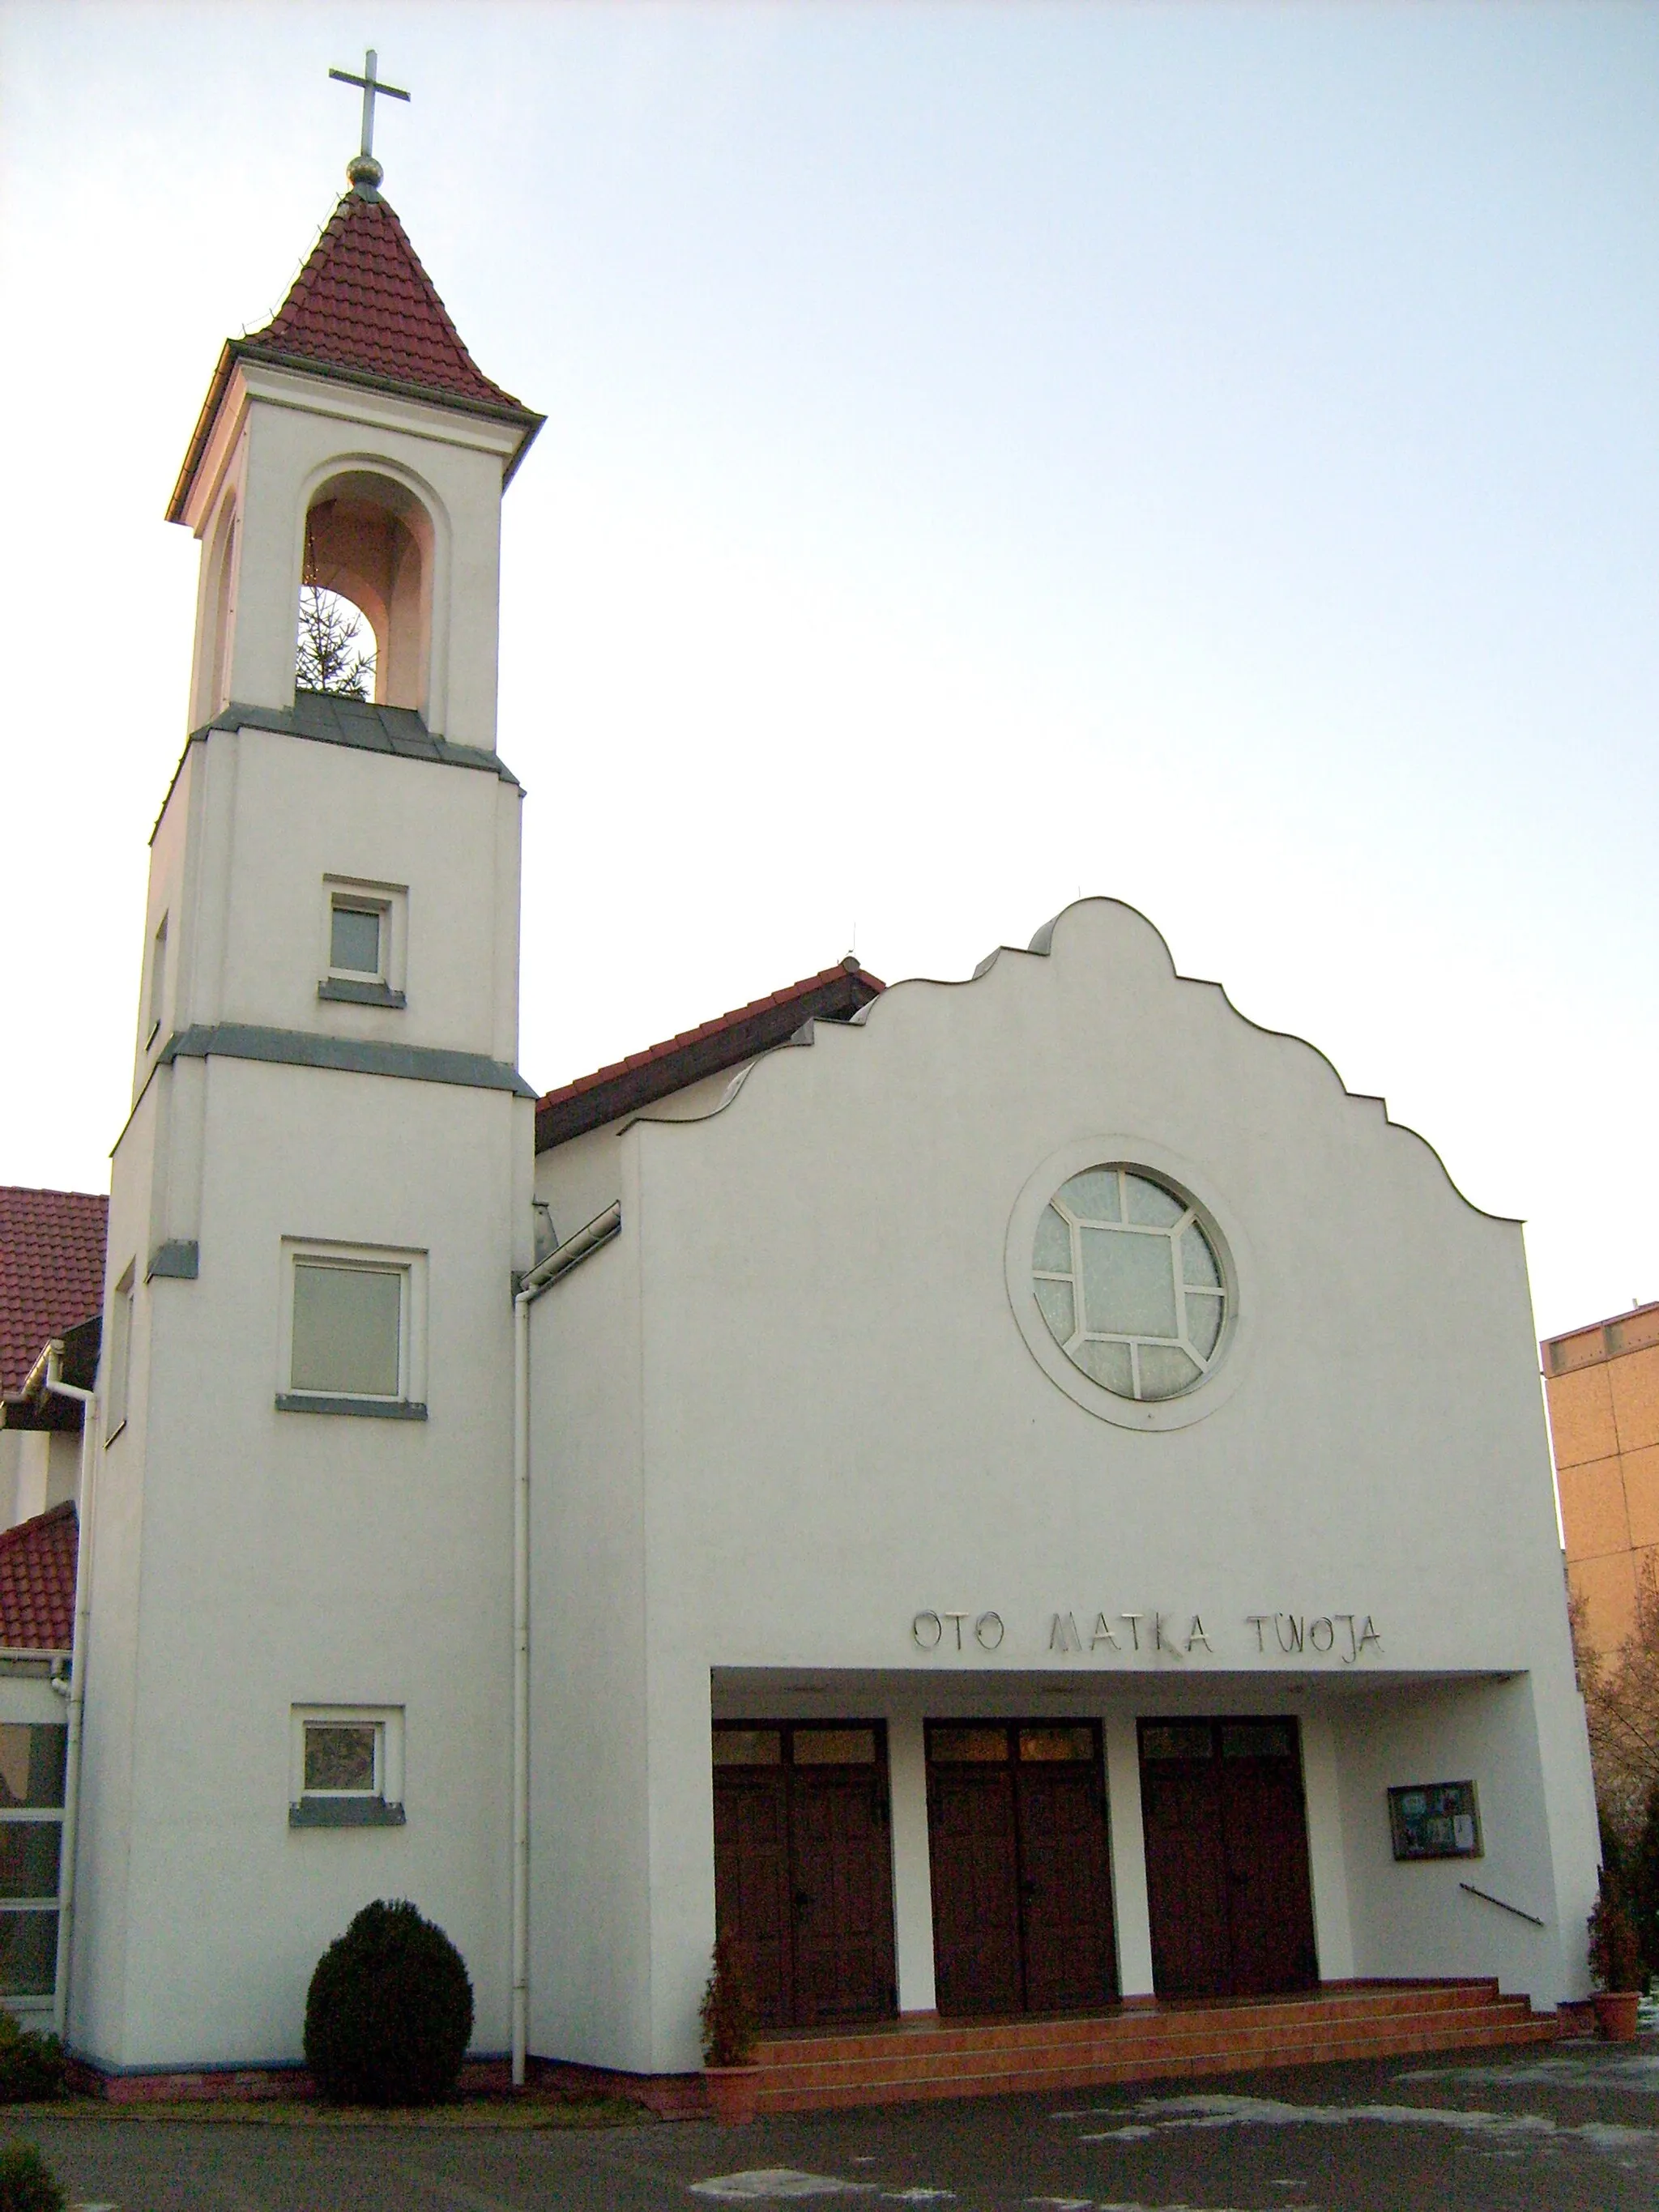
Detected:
left=1542, top=1298, right=1659, bottom=1657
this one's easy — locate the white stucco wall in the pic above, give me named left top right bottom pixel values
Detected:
left=83, top=685, right=531, bottom=2069
left=530, top=898, right=1597, bottom=2073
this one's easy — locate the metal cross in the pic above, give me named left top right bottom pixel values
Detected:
left=329, top=49, right=410, bottom=163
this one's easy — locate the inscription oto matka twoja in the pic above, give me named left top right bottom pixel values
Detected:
left=911, top=1609, right=1383, bottom=1664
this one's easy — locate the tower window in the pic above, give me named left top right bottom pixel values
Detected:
left=276, top=1239, right=426, bottom=1419
left=330, top=899, right=385, bottom=980
left=146, top=914, right=168, bottom=1046
left=319, top=878, right=407, bottom=1008
left=291, top=1261, right=403, bottom=1399
left=105, top=1264, right=135, bottom=1443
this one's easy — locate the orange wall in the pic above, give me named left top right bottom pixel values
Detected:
left=1546, top=1315, right=1659, bottom=1657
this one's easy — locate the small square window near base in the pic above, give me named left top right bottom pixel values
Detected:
left=290, top=1706, right=404, bottom=1830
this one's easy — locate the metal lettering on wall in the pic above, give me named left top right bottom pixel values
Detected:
left=910, top=1608, right=1382, bottom=1664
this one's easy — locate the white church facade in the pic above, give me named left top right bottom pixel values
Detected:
left=53, top=139, right=1600, bottom=2092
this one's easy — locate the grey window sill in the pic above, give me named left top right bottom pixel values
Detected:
left=275, top=1396, right=428, bottom=1421
left=318, top=978, right=407, bottom=1008
left=289, top=1797, right=406, bottom=1829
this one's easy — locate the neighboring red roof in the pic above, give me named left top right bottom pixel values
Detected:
left=244, top=190, right=527, bottom=411
left=0, top=1504, right=76, bottom=1653
left=0, top=1189, right=107, bottom=1400
left=536, top=959, right=885, bottom=1152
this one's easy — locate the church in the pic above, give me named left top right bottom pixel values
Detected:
left=5, top=99, right=1604, bottom=2104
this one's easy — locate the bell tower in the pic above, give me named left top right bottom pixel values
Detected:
left=77, top=83, right=544, bottom=2076
left=169, top=83, right=540, bottom=748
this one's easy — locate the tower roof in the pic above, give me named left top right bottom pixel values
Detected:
left=168, top=190, right=542, bottom=523
left=246, top=190, right=526, bottom=411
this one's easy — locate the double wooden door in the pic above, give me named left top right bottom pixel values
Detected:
left=712, top=1723, right=897, bottom=2031
left=1137, top=1717, right=1319, bottom=1999
left=926, top=1721, right=1117, bottom=2017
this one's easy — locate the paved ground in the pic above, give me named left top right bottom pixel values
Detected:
left=13, top=2038, right=1659, bottom=2212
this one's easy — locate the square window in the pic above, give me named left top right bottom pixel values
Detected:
left=290, top=1706, right=404, bottom=1828
left=320, top=877, right=407, bottom=1008
left=330, top=901, right=385, bottom=979
left=292, top=1262, right=402, bottom=1398
left=304, top=1722, right=381, bottom=1797
left=278, top=1241, right=425, bottom=1415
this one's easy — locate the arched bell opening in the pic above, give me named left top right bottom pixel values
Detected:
left=297, top=471, right=435, bottom=713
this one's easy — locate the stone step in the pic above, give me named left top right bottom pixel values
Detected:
left=757, top=2002, right=1541, bottom=2093
left=753, top=1980, right=1513, bottom=2067
left=749, top=1988, right=1557, bottom=2114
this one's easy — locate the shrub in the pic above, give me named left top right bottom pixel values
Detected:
left=698, top=1933, right=757, bottom=2068
left=1627, top=1782, right=1659, bottom=1980
left=0, top=2017, right=65, bottom=2106
left=304, top=1899, right=473, bottom=2106
left=1588, top=1866, right=1644, bottom=1994
left=0, top=2142, right=64, bottom=2212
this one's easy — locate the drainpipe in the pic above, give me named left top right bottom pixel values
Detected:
left=510, top=1202, right=621, bottom=2088
left=41, top=1342, right=98, bottom=2044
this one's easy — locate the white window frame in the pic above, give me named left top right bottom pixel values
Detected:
left=321, top=874, right=407, bottom=1004
left=104, top=1264, right=135, bottom=1444
left=289, top=1705, right=405, bottom=1828
left=276, top=1238, right=427, bottom=1416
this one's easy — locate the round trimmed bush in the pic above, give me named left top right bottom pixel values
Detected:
left=0, top=2141, right=65, bottom=2212
left=304, top=1899, right=474, bottom=2107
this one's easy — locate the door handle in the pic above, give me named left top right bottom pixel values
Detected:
left=1020, top=1877, right=1038, bottom=1900
left=792, top=1889, right=811, bottom=1922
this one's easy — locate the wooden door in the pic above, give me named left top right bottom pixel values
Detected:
left=1217, top=1722, right=1318, bottom=1997
left=1017, top=1754, right=1117, bottom=2012
left=1138, top=1717, right=1317, bottom=2001
left=712, top=1722, right=897, bottom=2032
left=789, top=1764, right=896, bottom=2025
left=1138, top=1721, right=1232, bottom=1998
left=928, top=1760, right=1022, bottom=2015
left=712, top=1758, right=793, bottom=2028
left=927, top=1721, right=1116, bottom=2017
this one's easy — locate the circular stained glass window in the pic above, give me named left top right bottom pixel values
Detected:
left=1031, top=1166, right=1228, bottom=1402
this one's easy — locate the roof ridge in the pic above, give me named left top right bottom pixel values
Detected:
left=535, top=960, right=885, bottom=1153
left=537, top=961, right=887, bottom=1109
left=0, top=1187, right=107, bottom=1204
left=0, top=1503, right=75, bottom=1554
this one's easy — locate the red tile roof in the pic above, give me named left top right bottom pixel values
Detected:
left=536, top=959, right=885, bottom=1152
left=0, top=1189, right=107, bottom=1400
left=167, top=190, right=542, bottom=525
left=0, top=1505, right=76, bottom=1653
left=245, top=190, right=527, bottom=411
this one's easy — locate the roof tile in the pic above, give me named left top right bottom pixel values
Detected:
left=244, top=190, right=525, bottom=411
left=0, top=1503, right=76, bottom=1654
left=535, top=961, right=885, bottom=1152
left=0, top=1189, right=107, bottom=1400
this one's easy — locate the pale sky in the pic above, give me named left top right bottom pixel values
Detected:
left=2, top=1, right=1654, bottom=1341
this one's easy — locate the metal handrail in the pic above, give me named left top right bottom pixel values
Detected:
left=1460, top=1880, right=1546, bottom=1929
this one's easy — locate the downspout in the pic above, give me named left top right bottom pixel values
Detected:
left=510, top=1201, right=621, bottom=2088
left=41, top=1342, right=98, bottom=2044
